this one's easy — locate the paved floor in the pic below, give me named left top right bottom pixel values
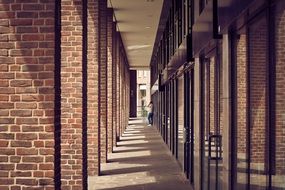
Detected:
left=88, top=118, right=193, bottom=190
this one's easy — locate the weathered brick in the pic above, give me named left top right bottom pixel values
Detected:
left=11, top=171, right=32, bottom=177
left=0, top=171, right=8, bottom=177
left=0, top=118, right=14, bottom=124
left=16, top=164, right=37, bottom=170
left=11, top=141, right=32, bottom=147
left=0, top=141, right=8, bottom=147
left=15, top=103, right=37, bottom=109
left=10, top=110, right=32, bottom=117
left=16, top=133, right=37, bottom=140
left=16, top=178, right=38, bottom=186
left=10, top=80, right=32, bottom=87
left=0, top=178, right=14, bottom=185
left=0, top=133, right=14, bottom=140
left=16, top=148, right=38, bottom=155
left=0, top=164, right=14, bottom=170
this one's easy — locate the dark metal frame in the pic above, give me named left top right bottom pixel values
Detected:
left=54, top=0, right=62, bottom=189
left=82, top=0, right=88, bottom=189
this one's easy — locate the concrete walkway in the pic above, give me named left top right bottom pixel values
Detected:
left=88, top=118, right=193, bottom=190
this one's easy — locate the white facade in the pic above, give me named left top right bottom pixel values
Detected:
left=137, top=70, right=151, bottom=117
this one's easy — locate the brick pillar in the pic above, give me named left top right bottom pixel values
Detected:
left=60, top=0, right=83, bottom=188
left=0, top=1, right=55, bottom=189
left=116, top=37, right=121, bottom=141
left=87, top=0, right=100, bottom=176
left=112, top=24, right=117, bottom=149
left=107, top=9, right=114, bottom=154
left=99, top=0, right=108, bottom=165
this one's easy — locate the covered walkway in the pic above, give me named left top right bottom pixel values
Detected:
left=89, top=118, right=192, bottom=190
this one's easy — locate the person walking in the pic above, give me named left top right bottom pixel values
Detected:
left=147, top=101, right=154, bottom=126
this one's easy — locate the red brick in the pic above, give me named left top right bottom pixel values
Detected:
left=16, top=178, right=37, bottom=186
left=0, top=171, right=8, bottom=177
left=0, top=118, right=14, bottom=124
left=0, top=178, right=13, bottom=185
left=0, top=133, right=14, bottom=140
left=10, top=110, right=32, bottom=117
left=16, top=164, right=37, bottom=170
left=10, top=19, right=33, bottom=26
left=0, top=141, right=8, bottom=147
left=0, top=88, right=15, bottom=94
left=11, top=141, right=32, bottom=147
left=0, top=125, right=9, bottom=132
left=10, top=80, right=32, bottom=87
left=0, top=164, right=14, bottom=170
left=11, top=171, right=32, bottom=177
left=16, top=133, right=37, bottom=140
left=15, top=103, right=37, bottom=109
left=0, top=65, right=8, bottom=71
left=39, top=163, right=53, bottom=170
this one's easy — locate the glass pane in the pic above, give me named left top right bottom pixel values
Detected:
left=273, top=1, right=285, bottom=189
left=249, top=15, right=268, bottom=190
left=178, top=75, right=185, bottom=168
left=202, top=59, right=209, bottom=190
left=217, top=45, right=223, bottom=190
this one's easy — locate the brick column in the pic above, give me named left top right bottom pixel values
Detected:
left=87, top=0, right=100, bottom=176
left=99, top=0, right=108, bottom=165
left=107, top=9, right=114, bottom=154
left=116, top=36, right=121, bottom=141
left=60, top=0, right=83, bottom=188
left=112, top=24, right=117, bottom=149
left=0, top=1, right=55, bottom=189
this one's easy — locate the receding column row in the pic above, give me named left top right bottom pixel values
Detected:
left=0, top=0, right=130, bottom=189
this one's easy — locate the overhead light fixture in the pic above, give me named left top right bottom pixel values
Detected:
left=145, top=26, right=151, bottom=29
left=127, top=45, right=151, bottom=50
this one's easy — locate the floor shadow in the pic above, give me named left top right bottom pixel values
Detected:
left=89, top=118, right=192, bottom=190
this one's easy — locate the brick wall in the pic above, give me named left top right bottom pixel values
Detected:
left=87, top=0, right=99, bottom=176
left=107, top=9, right=113, bottom=154
left=275, top=5, right=285, bottom=175
left=0, top=1, right=55, bottom=189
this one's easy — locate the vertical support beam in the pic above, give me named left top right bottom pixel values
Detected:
left=193, top=58, right=201, bottom=190
left=112, top=25, right=117, bottom=149
left=87, top=0, right=100, bottom=176
left=0, top=1, right=56, bottom=189
left=222, top=34, right=232, bottom=190
left=61, top=0, right=83, bottom=188
left=99, top=0, right=108, bottom=165
left=55, top=0, right=62, bottom=188
left=107, top=8, right=114, bottom=154
left=82, top=0, right=88, bottom=188
left=116, top=44, right=121, bottom=141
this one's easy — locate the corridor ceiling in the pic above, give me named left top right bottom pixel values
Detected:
left=108, top=0, right=164, bottom=69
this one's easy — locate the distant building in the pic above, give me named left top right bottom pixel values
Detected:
left=137, top=70, right=151, bottom=117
